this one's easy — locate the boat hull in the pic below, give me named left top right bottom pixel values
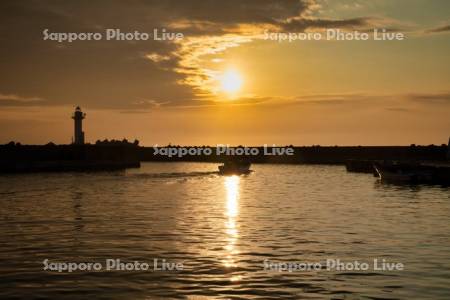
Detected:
left=218, top=165, right=251, bottom=175
left=374, top=162, right=449, bottom=184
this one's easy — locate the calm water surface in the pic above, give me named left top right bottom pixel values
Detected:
left=1, top=163, right=449, bottom=299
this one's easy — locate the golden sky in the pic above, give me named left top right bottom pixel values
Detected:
left=0, top=0, right=449, bottom=145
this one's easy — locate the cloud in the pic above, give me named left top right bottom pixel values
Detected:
left=0, top=93, right=47, bottom=106
left=195, top=92, right=450, bottom=109
left=0, top=94, right=43, bottom=102
left=145, top=53, right=171, bottom=63
left=173, top=34, right=254, bottom=94
left=131, top=98, right=170, bottom=108
left=160, top=0, right=311, bottom=25
left=425, top=24, right=450, bottom=34
left=162, top=93, right=377, bottom=109
left=406, top=92, right=450, bottom=104
left=281, top=17, right=372, bottom=31
left=385, top=107, right=411, bottom=112
left=0, top=0, right=405, bottom=110
left=289, top=92, right=450, bottom=108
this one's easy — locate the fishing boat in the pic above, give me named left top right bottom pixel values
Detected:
left=218, top=160, right=251, bottom=175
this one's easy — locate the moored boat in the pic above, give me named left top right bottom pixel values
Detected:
left=374, top=161, right=449, bottom=184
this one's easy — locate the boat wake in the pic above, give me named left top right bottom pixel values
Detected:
left=126, top=171, right=219, bottom=179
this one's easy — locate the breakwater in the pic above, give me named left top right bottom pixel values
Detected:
left=1, top=144, right=447, bottom=173
left=140, top=145, right=448, bottom=164
left=0, top=144, right=140, bottom=173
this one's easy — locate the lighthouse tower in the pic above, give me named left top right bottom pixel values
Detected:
left=72, top=106, right=86, bottom=145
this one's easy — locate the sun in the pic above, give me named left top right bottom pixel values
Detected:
left=220, top=70, right=243, bottom=94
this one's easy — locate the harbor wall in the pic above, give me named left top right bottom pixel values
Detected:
left=140, top=145, right=448, bottom=164
left=0, top=144, right=140, bottom=172
left=1, top=144, right=447, bottom=173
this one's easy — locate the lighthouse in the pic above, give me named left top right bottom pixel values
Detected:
left=72, top=106, right=86, bottom=145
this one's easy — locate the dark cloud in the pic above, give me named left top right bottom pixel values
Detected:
left=281, top=17, right=372, bottom=31
left=407, top=92, right=450, bottom=103
left=426, top=24, right=450, bottom=33
left=159, top=0, right=310, bottom=25
left=289, top=92, right=447, bottom=110
left=0, top=1, right=287, bottom=109
left=0, top=0, right=395, bottom=110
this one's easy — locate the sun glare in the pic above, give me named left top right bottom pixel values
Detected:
left=221, top=70, right=243, bottom=94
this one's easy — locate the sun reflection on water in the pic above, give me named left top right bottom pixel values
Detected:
left=223, top=176, right=240, bottom=270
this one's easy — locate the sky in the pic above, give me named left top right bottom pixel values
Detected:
left=0, top=0, right=449, bottom=146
